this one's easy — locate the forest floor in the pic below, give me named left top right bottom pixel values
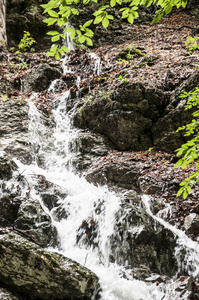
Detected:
left=0, top=9, right=199, bottom=238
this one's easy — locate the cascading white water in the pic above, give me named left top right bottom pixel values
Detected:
left=14, top=89, right=152, bottom=300
left=142, top=195, right=199, bottom=278
left=142, top=194, right=199, bottom=299
left=11, top=51, right=199, bottom=300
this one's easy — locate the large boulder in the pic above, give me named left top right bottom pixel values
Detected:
left=110, top=199, right=177, bottom=276
left=152, top=70, right=199, bottom=152
left=85, top=160, right=139, bottom=190
left=73, top=70, right=199, bottom=153
left=0, top=100, right=31, bottom=162
left=0, top=154, right=17, bottom=180
left=0, top=229, right=99, bottom=299
left=21, top=63, right=62, bottom=93
left=14, top=198, right=59, bottom=247
left=0, top=195, right=21, bottom=227
left=74, top=83, right=164, bottom=151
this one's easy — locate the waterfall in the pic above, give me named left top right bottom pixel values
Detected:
left=22, top=87, right=151, bottom=300
left=11, top=52, right=199, bottom=300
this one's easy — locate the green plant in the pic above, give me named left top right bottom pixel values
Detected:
left=98, top=89, right=113, bottom=97
left=174, top=87, right=199, bottom=199
left=118, top=74, right=129, bottom=84
left=41, top=0, right=187, bottom=59
left=17, top=31, right=36, bottom=53
left=0, top=93, right=9, bottom=102
left=8, top=57, right=28, bottom=69
left=185, top=36, right=199, bottom=51
left=26, top=5, right=39, bottom=14
left=17, top=58, right=28, bottom=68
left=117, top=58, right=130, bottom=64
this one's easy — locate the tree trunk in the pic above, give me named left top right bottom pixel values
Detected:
left=0, top=0, right=7, bottom=51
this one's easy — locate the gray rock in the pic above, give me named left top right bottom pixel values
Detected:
left=0, top=195, right=21, bottom=227
left=21, top=63, right=62, bottom=93
left=0, top=154, right=17, bottom=180
left=109, top=201, right=177, bottom=276
left=0, top=288, right=21, bottom=300
left=152, top=70, right=199, bottom=152
left=184, top=213, right=199, bottom=237
left=85, top=161, right=139, bottom=190
left=73, top=82, right=163, bottom=151
left=0, top=100, right=31, bottom=162
left=14, top=198, right=59, bottom=247
left=0, top=228, right=99, bottom=300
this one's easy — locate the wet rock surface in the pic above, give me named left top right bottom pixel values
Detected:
left=0, top=7, right=199, bottom=300
left=0, top=154, right=17, bottom=180
left=0, top=229, right=99, bottom=300
left=21, top=63, right=62, bottom=93
left=0, top=100, right=30, bottom=162
left=111, top=199, right=177, bottom=276
left=84, top=150, right=199, bottom=241
left=14, top=198, right=59, bottom=248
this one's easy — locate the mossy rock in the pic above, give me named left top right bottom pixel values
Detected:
left=0, top=228, right=99, bottom=299
left=0, top=154, right=17, bottom=179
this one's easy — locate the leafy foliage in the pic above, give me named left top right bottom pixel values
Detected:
left=17, top=31, right=36, bottom=53
left=185, top=35, right=199, bottom=51
left=41, top=0, right=187, bottom=59
left=174, top=87, right=199, bottom=199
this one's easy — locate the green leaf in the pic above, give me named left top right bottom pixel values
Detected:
left=176, top=187, right=183, bottom=197
left=47, top=31, right=60, bottom=36
left=57, top=19, right=66, bottom=26
left=43, top=17, right=57, bottom=26
left=110, top=0, right=116, bottom=7
left=102, top=17, right=109, bottom=28
left=85, top=28, right=94, bottom=37
left=151, top=9, right=164, bottom=24
left=62, top=11, right=71, bottom=18
left=107, top=14, right=114, bottom=20
left=128, top=14, right=134, bottom=23
left=79, top=35, right=86, bottom=43
left=50, top=44, right=59, bottom=52
left=130, top=0, right=140, bottom=5
left=181, top=160, right=188, bottom=169
left=84, top=19, right=93, bottom=27
left=48, top=10, right=59, bottom=17
left=85, top=37, right=93, bottom=46
left=61, top=46, right=70, bottom=52
left=165, top=5, right=173, bottom=14
left=93, top=10, right=104, bottom=16
left=71, top=8, right=79, bottom=15
left=183, top=186, right=191, bottom=199
left=174, top=158, right=183, bottom=168
left=51, top=35, right=60, bottom=42
left=99, top=5, right=109, bottom=11
left=76, top=30, right=81, bottom=36
left=55, top=51, right=61, bottom=60
left=94, top=16, right=104, bottom=24
left=64, top=28, right=75, bottom=33
left=70, top=31, right=76, bottom=40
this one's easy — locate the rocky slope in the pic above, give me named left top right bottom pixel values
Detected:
left=0, top=4, right=199, bottom=300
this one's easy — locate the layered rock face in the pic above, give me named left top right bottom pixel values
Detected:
left=0, top=229, right=99, bottom=300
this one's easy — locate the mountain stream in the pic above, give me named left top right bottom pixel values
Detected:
left=9, top=52, right=199, bottom=300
